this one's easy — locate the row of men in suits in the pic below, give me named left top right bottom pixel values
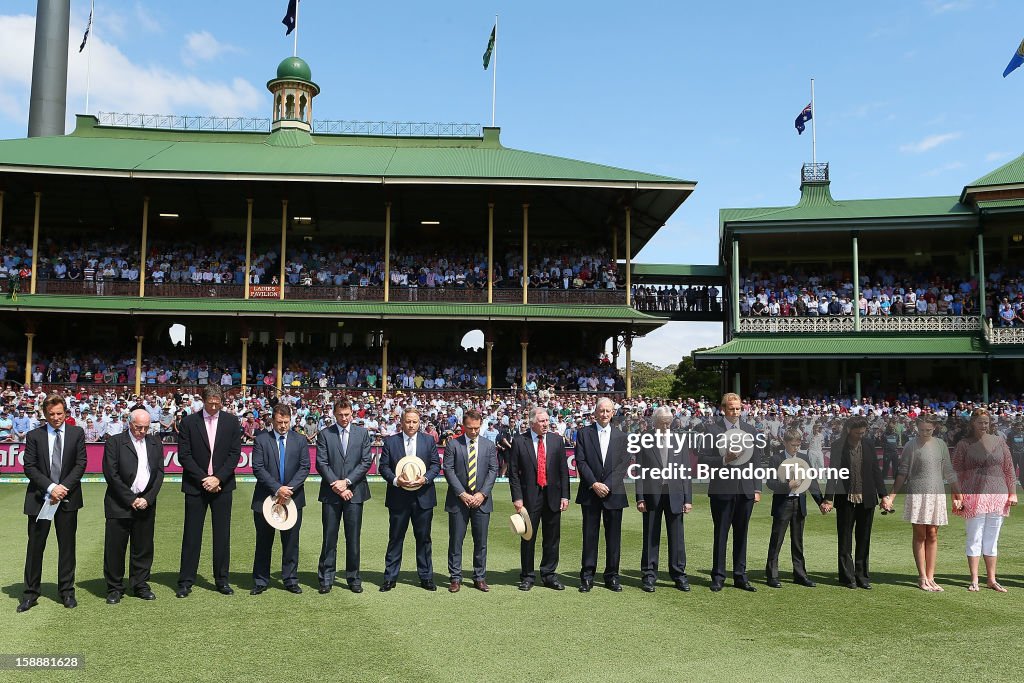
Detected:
left=17, top=389, right=891, bottom=612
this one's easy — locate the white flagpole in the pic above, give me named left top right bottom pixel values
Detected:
left=491, top=15, right=498, bottom=127
left=85, top=0, right=95, bottom=115
left=293, top=0, right=299, bottom=56
left=810, top=77, right=816, bottom=166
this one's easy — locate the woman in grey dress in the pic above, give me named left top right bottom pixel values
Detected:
left=883, top=415, right=961, bottom=592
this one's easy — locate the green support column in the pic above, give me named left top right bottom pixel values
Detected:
left=977, top=233, right=986, bottom=326
left=852, top=233, right=861, bottom=332
left=731, top=238, right=740, bottom=331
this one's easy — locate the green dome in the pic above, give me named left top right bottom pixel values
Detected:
left=276, top=56, right=312, bottom=82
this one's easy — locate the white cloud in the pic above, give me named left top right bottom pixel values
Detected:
left=134, top=2, right=162, bottom=33
left=0, top=13, right=263, bottom=134
left=985, top=151, right=1013, bottom=163
left=899, top=132, right=961, bottom=153
left=925, top=0, right=973, bottom=13
left=923, top=161, right=964, bottom=177
left=181, top=30, right=240, bottom=67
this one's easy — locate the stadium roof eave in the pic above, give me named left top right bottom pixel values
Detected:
left=0, top=295, right=664, bottom=327
left=722, top=214, right=977, bottom=235
left=692, top=334, right=985, bottom=364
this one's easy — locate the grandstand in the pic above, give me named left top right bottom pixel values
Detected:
left=697, top=161, right=1024, bottom=401
left=0, top=55, right=718, bottom=397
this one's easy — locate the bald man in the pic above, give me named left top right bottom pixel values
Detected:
left=102, top=409, right=165, bottom=603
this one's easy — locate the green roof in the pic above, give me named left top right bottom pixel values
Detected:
left=721, top=194, right=972, bottom=225
left=967, top=153, right=1024, bottom=188
left=975, top=198, right=1024, bottom=211
left=0, top=294, right=664, bottom=325
left=629, top=263, right=726, bottom=284
left=0, top=115, right=695, bottom=189
left=276, top=56, right=313, bottom=82
left=694, top=334, right=984, bottom=360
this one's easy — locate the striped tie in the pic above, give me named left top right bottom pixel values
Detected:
left=467, top=440, right=477, bottom=492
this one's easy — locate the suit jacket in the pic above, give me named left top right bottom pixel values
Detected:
left=824, top=435, right=887, bottom=507
left=765, top=448, right=823, bottom=518
left=177, top=410, right=242, bottom=495
left=574, top=423, right=630, bottom=509
left=443, top=434, right=499, bottom=513
left=102, top=431, right=165, bottom=519
left=378, top=432, right=440, bottom=510
left=696, top=418, right=764, bottom=499
left=316, top=423, right=372, bottom=504
left=250, top=429, right=310, bottom=511
left=23, top=423, right=88, bottom=515
left=634, top=430, right=692, bottom=513
left=508, top=431, right=570, bottom=513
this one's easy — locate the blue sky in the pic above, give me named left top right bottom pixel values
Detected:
left=1, top=0, right=1023, bottom=365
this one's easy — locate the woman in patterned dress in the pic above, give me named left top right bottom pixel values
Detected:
left=883, top=415, right=961, bottom=592
left=952, top=409, right=1018, bottom=592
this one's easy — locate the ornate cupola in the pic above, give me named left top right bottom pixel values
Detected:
left=267, top=56, right=320, bottom=132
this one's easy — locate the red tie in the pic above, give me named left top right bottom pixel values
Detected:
left=537, top=434, right=547, bottom=488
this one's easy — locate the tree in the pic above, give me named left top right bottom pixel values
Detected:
left=628, top=361, right=676, bottom=397
left=670, top=350, right=721, bottom=399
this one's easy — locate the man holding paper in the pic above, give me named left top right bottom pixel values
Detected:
left=19, top=394, right=88, bottom=612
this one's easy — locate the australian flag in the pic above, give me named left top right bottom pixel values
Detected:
left=1003, top=38, right=1024, bottom=77
left=282, top=0, right=297, bottom=35
left=794, top=102, right=813, bottom=135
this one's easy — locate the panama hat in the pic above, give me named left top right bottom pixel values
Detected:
left=718, top=428, right=754, bottom=466
left=262, top=496, right=299, bottom=531
left=509, top=509, right=533, bottom=541
left=777, top=456, right=814, bottom=494
left=395, top=454, right=426, bottom=490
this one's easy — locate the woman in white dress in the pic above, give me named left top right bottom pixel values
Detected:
left=883, top=415, right=961, bottom=592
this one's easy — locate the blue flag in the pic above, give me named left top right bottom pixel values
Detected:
left=1003, top=38, right=1024, bottom=77
left=282, top=0, right=297, bottom=36
left=794, top=102, right=812, bottom=135
left=79, top=6, right=93, bottom=53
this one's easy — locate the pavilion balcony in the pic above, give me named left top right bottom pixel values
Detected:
left=737, top=315, right=981, bottom=334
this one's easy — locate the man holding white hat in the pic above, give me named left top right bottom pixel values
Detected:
left=250, top=404, right=309, bottom=594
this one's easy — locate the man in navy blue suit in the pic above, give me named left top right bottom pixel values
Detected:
left=378, top=407, right=441, bottom=591
left=250, top=404, right=310, bottom=595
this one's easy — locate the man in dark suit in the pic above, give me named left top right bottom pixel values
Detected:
left=635, top=406, right=693, bottom=593
left=509, top=407, right=570, bottom=591
left=764, top=429, right=826, bottom=588
left=19, top=394, right=87, bottom=612
left=823, top=416, right=891, bottom=589
left=250, top=404, right=309, bottom=595
left=443, top=408, right=499, bottom=592
left=696, top=392, right=764, bottom=592
left=175, top=384, right=241, bottom=597
left=575, top=397, right=630, bottom=592
left=378, top=407, right=441, bottom=591
left=102, top=408, right=164, bottom=604
left=316, top=399, right=372, bottom=594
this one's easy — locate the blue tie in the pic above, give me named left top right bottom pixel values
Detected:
left=278, top=434, right=287, bottom=487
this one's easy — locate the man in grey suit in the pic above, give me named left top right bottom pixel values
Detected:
left=443, top=409, right=498, bottom=592
left=250, top=404, right=309, bottom=595
left=316, top=399, right=372, bottom=594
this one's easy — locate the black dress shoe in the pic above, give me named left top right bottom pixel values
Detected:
left=542, top=578, right=565, bottom=591
left=605, top=580, right=623, bottom=593
left=135, top=589, right=157, bottom=600
left=709, top=582, right=724, bottom=592
left=318, top=584, right=332, bottom=594
left=420, top=579, right=437, bottom=592
left=286, top=585, right=303, bottom=594
left=794, top=577, right=817, bottom=588
left=735, top=581, right=757, bottom=593
left=578, top=580, right=593, bottom=593
left=106, top=592, right=123, bottom=604
left=517, top=581, right=533, bottom=591
left=857, top=580, right=872, bottom=590
left=674, top=579, right=691, bottom=592
left=16, top=598, right=37, bottom=613
left=250, top=586, right=267, bottom=596
left=349, top=584, right=363, bottom=594
left=379, top=581, right=396, bottom=592
left=216, top=585, right=234, bottom=596
left=641, top=583, right=656, bottom=593
left=62, top=595, right=78, bottom=609
left=767, top=579, right=783, bottom=588
left=175, top=587, right=191, bottom=598
left=840, top=582, right=857, bottom=589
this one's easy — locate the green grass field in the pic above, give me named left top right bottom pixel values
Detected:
left=2, top=481, right=1021, bottom=682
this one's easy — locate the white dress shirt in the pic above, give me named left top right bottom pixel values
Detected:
left=131, top=435, right=151, bottom=494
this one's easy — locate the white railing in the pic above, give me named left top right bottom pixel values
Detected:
left=738, top=316, right=854, bottom=333
left=987, top=322, right=1024, bottom=344
left=860, top=315, right=980, bottom=333
left=739, top=315, right=981, bottom=334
